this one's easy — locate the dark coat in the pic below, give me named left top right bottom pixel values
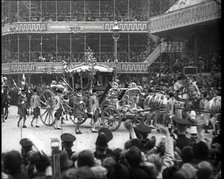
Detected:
left=176, top=134, right=194, bottom=151
left=17, top=95, right=28, bottom=117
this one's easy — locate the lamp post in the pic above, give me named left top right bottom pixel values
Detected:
left=112, top=21, right=121, bottom=81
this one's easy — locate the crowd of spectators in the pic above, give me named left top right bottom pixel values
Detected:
left=2, top=6, right=148, bottom=27
left=2, top=118, right=221, bottom=179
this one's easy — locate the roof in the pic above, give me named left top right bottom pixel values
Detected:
left=68, top=63, right=114, bottom=73
left=166, top=0, right=214, bottom=13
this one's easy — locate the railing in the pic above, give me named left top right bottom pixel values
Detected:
left=143, top=42, right=167, bottom=65
left=143, top=42, right=183, bottom=66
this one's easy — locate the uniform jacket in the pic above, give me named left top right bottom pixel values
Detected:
left=17, top=95, right=28, bottom=117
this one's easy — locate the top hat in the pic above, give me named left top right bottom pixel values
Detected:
left=20, top=138, right=33, bottom=148
left=95, top=133, right=108, bottom=150
left=98, top=128, right=113, bottom=142
left=134, top=122, right=151, bottom=134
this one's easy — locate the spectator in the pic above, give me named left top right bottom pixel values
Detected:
left=197, top=161, right=214, bottom=179
left=94, top=129, right=113, bottom=161
left=125, top=146, right=149, bottom=179
left=63, top=166, right=93, bottom=179
left=77, top=150, right=95, bottom=168
left=60, top=151, right=73, bottom=176
left=172, top=117, right=194, bottom=151
left=181, top=145, right=194, bottom=164
left=3, top=150, right=29, bottom=179
left=61, top=133, right=76, bottom=159
left=192, top=141, right=209, bottom=166
left=103, top=148, right=130, bottom=179
left=32, top=153, right=51, bottom=179
left=19, top=138, right=34, bottom=167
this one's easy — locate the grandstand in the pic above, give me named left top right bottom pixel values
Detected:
left=1, top=0, right=221, bottom=86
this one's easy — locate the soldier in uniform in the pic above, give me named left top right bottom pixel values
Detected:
left=94, top=128, right=113, bottom=161
left=19, top=138, right=33, bottom=166
left=61, top=133, right=76, bottom=159
left=72, top=88, right=86, bottom=134
left=1, top=76, right=10, bottom=122
left=30, top=88, right=41, bottom=127
left=54, top=88, right=64, bottom=130
left=17, top=89, right=29, bottom=128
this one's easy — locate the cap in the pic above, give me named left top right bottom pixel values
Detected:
left=61, top=133, right=76, bottom=143
left=19, top=138, right=33, bottom=148
left=98, top=128, right=113, bottom=142
left=134, top=122, right=151, bottom=134
left=173, top=116, right=190, bottom=126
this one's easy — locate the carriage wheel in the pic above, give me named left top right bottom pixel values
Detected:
left=40, top=90, right=55, bottom=109
left=40, top=108, right=56, bottom=126
left=101, top=106, right=121, bottom=131
left=40, top=90, right=56, bottom=126
left=69, top=104, right=88, bottom=125
left=70, top=111, right=88, bottom=125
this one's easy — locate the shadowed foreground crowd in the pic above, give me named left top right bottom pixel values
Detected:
left=2, top=119, right=221, bottom=179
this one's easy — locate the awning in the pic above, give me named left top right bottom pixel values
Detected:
left=68, top=63, right=114, bottom=73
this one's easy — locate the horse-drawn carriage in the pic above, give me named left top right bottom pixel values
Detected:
left=100, top=82, right=154, bottom=131
left=38, top=51, right=155, bottom=131
left=39, top=50, right=114, bottom=127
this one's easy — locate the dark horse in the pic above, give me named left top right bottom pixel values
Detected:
left=1, top=86, right=10, bottom=122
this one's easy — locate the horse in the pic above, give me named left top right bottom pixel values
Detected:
left=143, top=92, right=170, bottom=127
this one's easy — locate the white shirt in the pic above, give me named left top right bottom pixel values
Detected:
left=173, top=81, right=183, bottom=91
left=54, top=95, right=62, bottom=110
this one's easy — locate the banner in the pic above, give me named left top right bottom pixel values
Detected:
left=4, top=62, right=149, bottom=74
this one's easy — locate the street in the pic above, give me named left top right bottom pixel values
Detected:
left=2, top=106, right=213, bottom=156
